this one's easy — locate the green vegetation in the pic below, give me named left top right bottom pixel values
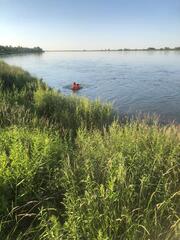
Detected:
left=0, top=45, right=44, bottom=55
left=0, top=60, right=179, bottom=239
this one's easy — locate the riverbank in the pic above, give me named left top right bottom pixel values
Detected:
left=0, top=61, right=179, bottom=239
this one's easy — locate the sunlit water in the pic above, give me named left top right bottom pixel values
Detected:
left=1, top=51, right=180, bottom=123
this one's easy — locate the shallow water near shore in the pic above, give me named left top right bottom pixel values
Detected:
left=1, top=51, right=180, bottom=123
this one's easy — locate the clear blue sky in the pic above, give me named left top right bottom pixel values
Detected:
left=0, top=0, right=180, bottom=50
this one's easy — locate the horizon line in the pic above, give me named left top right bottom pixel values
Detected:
left=45, top=47, right=180, bottom=52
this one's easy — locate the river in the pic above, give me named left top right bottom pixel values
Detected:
left=1, top=51, right=180, bottom=123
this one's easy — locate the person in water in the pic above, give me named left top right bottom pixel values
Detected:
left=71, top=82, right=76, bottom=89
left=72, top=82, right=80, bottom=90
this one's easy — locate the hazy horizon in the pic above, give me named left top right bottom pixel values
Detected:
left=45, top=47, right=180, bottom=51
left=0, top=0, right=180, bottom=50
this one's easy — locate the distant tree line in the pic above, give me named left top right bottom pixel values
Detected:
left=117, top=47, right=180, bottom=51
left=91, top=47, right=180, bottom=52
left=0, top=45, right=44, bottom=55
left=63, top=47, right=180, bottom=52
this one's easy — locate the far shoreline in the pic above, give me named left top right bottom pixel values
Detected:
left=45, top=48, right=180, bottom=52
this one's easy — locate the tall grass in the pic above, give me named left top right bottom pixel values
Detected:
left=61, top=122, right=179, bottom=239
left=0, top=127, right=66, bottom=239
left=34, top=88, right=114, bottom=136
left=0, top=61, right=38, bottom=91
left=0, top=61, right=179, bottom=239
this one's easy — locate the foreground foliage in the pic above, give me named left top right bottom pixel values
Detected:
left=0, top=61, right=179, bottom=239
left=62, top=123, right=179, bottom=239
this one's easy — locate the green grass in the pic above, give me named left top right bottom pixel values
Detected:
left=0, top=60, right=179, bottom=239
left=62, top=122, right=179, bottom=239
left=34, top=88, right=114, bottom=136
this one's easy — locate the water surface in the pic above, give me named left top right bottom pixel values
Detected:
left=1, top=51, right=180, bottom=123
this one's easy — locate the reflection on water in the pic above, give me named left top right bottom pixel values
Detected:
left=1, top=51, right=180, bottom=123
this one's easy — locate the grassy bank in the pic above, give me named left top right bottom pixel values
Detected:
left=0, top=61, right=179, bottom=239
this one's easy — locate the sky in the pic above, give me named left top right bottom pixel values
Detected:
left=0, top=0, right=180, bottom=50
